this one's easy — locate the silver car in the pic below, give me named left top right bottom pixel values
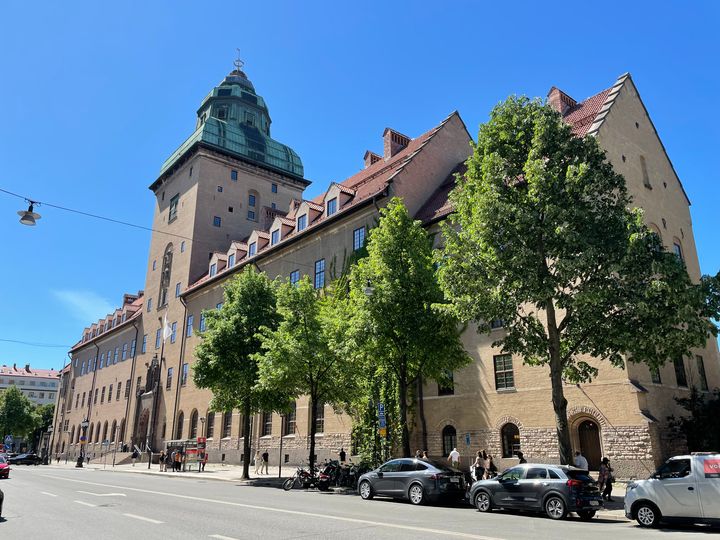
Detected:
left=358, top=458, right=466, bottom=505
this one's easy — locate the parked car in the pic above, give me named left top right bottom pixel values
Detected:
left=358, top=458, right=466, bottom=505
left=625, top=452, right=720, bottom=528
left=0, top=456, right=9, bottom=479
left=8, top=453, right=41, bottom=465
left=468, top=463, right=603, bottom=520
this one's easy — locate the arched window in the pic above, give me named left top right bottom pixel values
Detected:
left=190, top=410, right=199, bottom=439
left=176, top=411, right=184, bottom=439
left=206, top=411, right=215, bottom=438
left=111, top=420, right=117, bottom=443
left=88, top=423, right=94, bottom=444
left=442, top=425, right=457, bottom=457
left=95, top=422, right=101, bottom=443
left=69, top=425, right=75, bottom=445
left=501, top=423, right=520, bottom=458
left=102, top=421, right=108, bottom=443
left=158, top=243, right=174, bottom=308
left=119, top=419, right=126, bottom=443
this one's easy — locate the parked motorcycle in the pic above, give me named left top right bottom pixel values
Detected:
left=283, top=465, right=320, bottom=491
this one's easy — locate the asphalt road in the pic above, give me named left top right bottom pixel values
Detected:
left=0, top=466, right=715, bottom=539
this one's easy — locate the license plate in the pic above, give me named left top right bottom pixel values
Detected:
left=450, top=477, right=460, bottom=483
left=589, top=500, right=599, bottom=506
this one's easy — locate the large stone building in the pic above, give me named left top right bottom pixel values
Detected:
left=0, top=363, right=60, bottom=406
left=51, top=68, right=719, bottom=476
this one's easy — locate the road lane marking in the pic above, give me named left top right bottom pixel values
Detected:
left=123, top=513, right=164, bottom=524
left=42, top=474, right=503, bottom=540
left=209, top=535, right=241, bottom=540
left=77, top=490, right=127, bottom=497
left=74, top=500, right=97, bottom=507
left=40, top=491, right=58, bottom=497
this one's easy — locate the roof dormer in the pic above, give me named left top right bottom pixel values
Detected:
left=247, top=230, right=270, bottom=256
left=324, top=183, right=356, bottom=216
left=269, top=216, right=295, bottom=246
left=226, top=241, right=248, bottom=268
left=209, top=252, right=228, bottom=277
left=295, top=200, right=323, bottom=230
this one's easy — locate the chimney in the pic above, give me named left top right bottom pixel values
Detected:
left=382, top=128, right=410, bottom=159
left=547, top=86, right=577, bottom=116
left=25, top=363, right=31, bottom=373
left=363, top=150, right=382, bottom=168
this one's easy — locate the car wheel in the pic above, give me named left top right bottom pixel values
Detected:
left=577, top=510, right=596, bottom=521
left=408, top=483, right=425, bottom=505
left=545, top=496, right=567, bottom=520
left=475, top=491, right=492, bottom=512
left=359, top=480, right=373, bottom=500
left=635, top=503, right=660, bottom=528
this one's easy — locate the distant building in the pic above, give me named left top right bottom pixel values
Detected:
left=51, top=68, right=720, bottom=476
left=0, top=363, right=60, bottom=406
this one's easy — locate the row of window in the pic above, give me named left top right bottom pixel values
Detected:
left=3, top=388, right=55, bottom=400
left=440, top=423, right=520, bottom=459
left=75, top=340, right=137, bottom=376
left=67, top=418, right=126, bottom=445
left=73, top=379, right=129, bottom=409
left=166, top=363, right=189, bottom=390
left=0, top=379, right=57, bottom=388
left=651, top=355, right=709, bottom=391
left=81, top=311, right=131, bottom=342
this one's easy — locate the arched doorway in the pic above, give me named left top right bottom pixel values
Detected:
left=577, top=419, right=602, bottom=470
left=501, top=423, right=520, bottom=458
left=442, top=425, right=457, bottom=457
left=136, top=409, right=150, bottom=449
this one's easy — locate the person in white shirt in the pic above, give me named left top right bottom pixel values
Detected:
left=574, top=450, right=589, bottom=470
left=448, top=447, right=460, bottom=469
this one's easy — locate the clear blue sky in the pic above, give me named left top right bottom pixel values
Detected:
left=1, top=1, right=718, bottom=371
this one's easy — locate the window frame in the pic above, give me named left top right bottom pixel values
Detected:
left=494, top=354, right=515, bottom=390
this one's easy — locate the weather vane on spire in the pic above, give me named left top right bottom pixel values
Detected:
left=233, top=48, right=244, bottom=71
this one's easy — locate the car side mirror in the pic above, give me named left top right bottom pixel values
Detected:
left=377, top=472, right=383, bottom=478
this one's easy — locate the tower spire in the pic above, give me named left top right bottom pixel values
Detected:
left=233, top=48, right=244, bottom=72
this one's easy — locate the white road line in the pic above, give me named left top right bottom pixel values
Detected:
left=74, top=500, right=97, bottom=507
left=209, top=535, right=241, bottom=540
left=77, top=490, right=126, bottom=497
left=42, top=474, right=503, bottom=540
left=122, top=513, right=164, bottom=524
left=40, top=491, right=58, bottom=497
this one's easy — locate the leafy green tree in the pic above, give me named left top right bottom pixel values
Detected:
left=256, top=278, right=356, bottom=473
left=439, top=96, right=720, bottom=464
left=0, top=385, right=37, bottom=441
left=28, top=403, right=55, bottom=452
left=348, top=198, right=471, bottom=457
left=193, top=267, right=281, bottom=479
left=667, top=387, right=720, bottom=452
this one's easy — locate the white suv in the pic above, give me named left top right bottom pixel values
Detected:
left=625, top=453, right=720, bottom=527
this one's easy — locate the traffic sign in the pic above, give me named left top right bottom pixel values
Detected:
left=4, top=435, right=13, bottom=446
left=378, top=403, right=386, bottom=429
left=379, top=427, right=387, bottom=438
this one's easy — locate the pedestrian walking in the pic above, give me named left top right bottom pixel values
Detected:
left=254, top=450, right=261, bottom=475
left=422, top=450, right=428, bottom=459
left=415, top=449, right=422, bottom=459
left=159, top=450, right=166, bottom=472
left=131, top=448, right=139, bottom=466
left=339, top=448, right=346, bottom=463
left=448, top=447, right=460, bottom=469
left=516, top=451, right=526, bottom=464
left=472, top=451, right=485, bottom=482
left=261, top=450, right=269, bottom=474
left=487, top=455, right=498, bottom=478
left=574, top=450, right=589, bottom=470
left=598, top=457, right=614, bottom=501
left=174, top=450, right=182, bottom=472
left=164, top=450, right=172, bottom=472
left=201, top=451, right=208, bottom=472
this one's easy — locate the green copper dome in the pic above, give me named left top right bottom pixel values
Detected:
left=158, top=69, right=304, bottom=180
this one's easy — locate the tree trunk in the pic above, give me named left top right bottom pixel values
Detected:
left=416, top=376, right=428, bottom=453
left=545, top=299, right=573, bottom=465
left=309, top=395, right=318, bottom=474
left=398, top=362, right=411, bottom=458
left=241, top=401, right=252, bottom=480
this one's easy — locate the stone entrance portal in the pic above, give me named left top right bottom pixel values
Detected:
left=577, top=419, right=602, bottom=470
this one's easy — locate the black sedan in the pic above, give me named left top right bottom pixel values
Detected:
left=469, top=463, right=603, bottom=520
left=8, top=453, right=41, bottom=465
left=358, top=458, right=466, bottom=505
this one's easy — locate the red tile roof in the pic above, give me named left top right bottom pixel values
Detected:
left=0, top=365, right=60, bottom=378
left=415, top=163, right=467, bottom=224
left=562, top=88, right=611, bottom=136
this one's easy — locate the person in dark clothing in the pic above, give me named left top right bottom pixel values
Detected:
left=261, top=451, right=269, bottom=474
left=339, top=448, right=347, bottom=463
left=517, top=451, right=527, bottom=464
left=599, top=457, right=614, bottom=501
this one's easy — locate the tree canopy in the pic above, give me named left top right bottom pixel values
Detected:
left=0, top=385, right=38, bottom=441
left=439, top=96, right=720, bottom=464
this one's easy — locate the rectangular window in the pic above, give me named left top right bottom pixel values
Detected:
left=290, top=270, right=300, bottom=285
left=673, top=243, right=683, bottom=261
left=141, top=334, right=147, bottom=353
left=640, top=155, right=651, bottom=189
left=114, top=347, right=119, bottom=364
left=81, top=392, right=85, bottom=407
left=494, top=354, right=515, bottom=390
left=122, top=343, right=128, bottom=360
left=314, top=258, right=325, bottom=289
left=315, top=404, right=325, bottom=433
left=271, top=230, right=279, bottom=245
left=152, top=260, right=156, bottom=271
left=137, top=376, right=142, bottom=393
left=353, top=227, right=365, bottom=251
left=186, top=314, right=194, bottom=337
left=180, top=241, right=185, bottom=253
left=231, top=170, right=238, bottom=181
left=108, top=385, right=113, bottom=403
left=650, top=367, right=662, bottom=384
left=217, top=185, right=223, bottom=193
left=170, top=322, right=177, bottom=344
left=175, top=282, right=181, bottom=297
left=297, top=214, right=307, bottom=231
left=166, top=368, right=173, bottom=390
left=262, top=412, right=272, bottom=436
left=155, top=329, right=162, bottom=349
left=696, top=355, right=709, bottom=391
left=228, top=254, right=235, bottom=267
left=209, top=263, right=217, bottom=277
left=271, top=183, right=278, bottom=193
left=147, top=297, right=152, bottom=312
left=76, top=394, right=80, bottom=408
left=249, top=242, right=257, bottom=256
left=213, top=216, right=222, bottom=227
left=271, top=202, right=276, bottom=209
left=168, top=194, right=179, bottom=222
left=100, top=353, right=105, bottom=369
left=206, top=413, right=215, bottom=438
left=130, top=339, right=136, bottom=357
left=100, top=387, right=105, bottom=404
left=125, top=379, right=131, bottom=398
left=247, top=210, right=256, bottom=221
left=222, top=411, right=232, bottom=438
left=116, top=382, right=121, bottom=401
left=490, top=319, right=505, bottom=329
left=285, top=402, right=296, bottom=436
left=673, top=357, right=688, bottom=387
left=438, top=370, right=455, bottom=396
left=200, top=313, right=206, bottom=332
left=327, top=198, right=337, bottom=216
left=181, top=363, right=188, bottom=386
left=248, top=194, right=256, bottom=207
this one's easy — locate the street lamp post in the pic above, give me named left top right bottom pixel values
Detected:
left=76, top=419, right=89, bottom=468
left=44, top=426, right=54, bottom=465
